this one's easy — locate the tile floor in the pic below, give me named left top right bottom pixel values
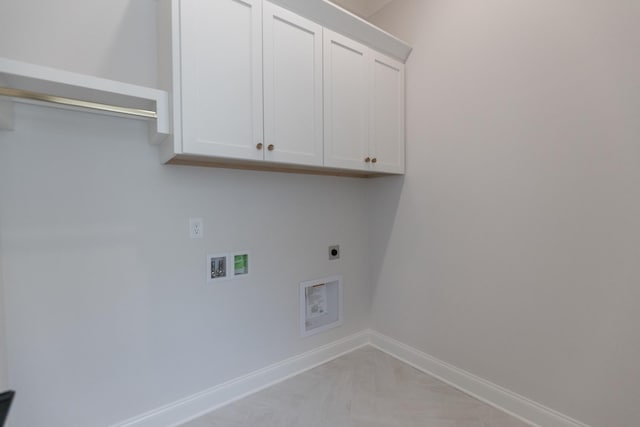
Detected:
left=182, top=346, right=532, bottom=427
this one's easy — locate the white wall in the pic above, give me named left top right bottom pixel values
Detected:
left=5, top=0, right=638, bottom=426
left=0, top=1, right=371, bottom=426
left=369, top=1, right=640, bottom=427
left=0, top=239, right=7, bottom=391
left=0, top=0, right=157, bottom=87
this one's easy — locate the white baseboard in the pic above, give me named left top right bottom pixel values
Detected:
left=368, top=330, right=590, bottom=427
left=111, top=330, right=370, bottom=427
left=113, top=329, right=589, bottom=427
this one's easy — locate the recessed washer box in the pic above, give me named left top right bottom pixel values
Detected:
left=207, top=251, right=250, bottom=283
left=207, top=253, right=229, bottom=283
left=299, top=275, right=343, bottom=337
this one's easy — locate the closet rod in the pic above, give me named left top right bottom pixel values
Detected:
left=0, top=87, right=157, bottom=119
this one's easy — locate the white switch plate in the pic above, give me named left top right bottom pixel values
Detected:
left=189, top=217, right=204, bottom=239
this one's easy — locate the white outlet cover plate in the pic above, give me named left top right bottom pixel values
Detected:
left=189, top=217, right=204, bottom=239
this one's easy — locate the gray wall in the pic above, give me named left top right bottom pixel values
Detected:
left=3, top=0, right=639, bottom=426
left=0, top=239, right=6, bottom=391
left=0, top=1, right=371, bottom=426
left=369, top=1, right=640, bottom=426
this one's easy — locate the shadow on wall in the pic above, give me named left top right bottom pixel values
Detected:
left=367, top=175, right=405, bottom=295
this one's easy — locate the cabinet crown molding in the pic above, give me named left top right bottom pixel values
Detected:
left=269, top=0, right=412, bottom=63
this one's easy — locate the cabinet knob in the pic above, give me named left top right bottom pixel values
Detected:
left=371, top=158, right=378, bottom=164
left=364, top=157, right=371, bottom=163
left=256, top=143, right=263, bottom=150
left=267, top=144, right=275, bottom=151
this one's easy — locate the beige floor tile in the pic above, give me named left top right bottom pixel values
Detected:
left=181, top=346, right=531, bottom=427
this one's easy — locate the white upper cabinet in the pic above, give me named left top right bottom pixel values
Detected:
left=323, top=29, right=370, bottom=172
left=370, top=51, right=405, bottom=174
left=263, top=2, right=323, bottom=166
left=179, top=0, right=263, bottom=160
left=158, top=0, right=409, bottom=176
left=324, top=30, right=406, bottom=174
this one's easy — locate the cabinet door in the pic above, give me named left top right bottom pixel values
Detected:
left=180, top=0, right=263, bottom=160
left=323, top=29, right=370, bottom=171
left=263, top=2, right=323, bottom=166
left=370, top=52, right=405, bottom=174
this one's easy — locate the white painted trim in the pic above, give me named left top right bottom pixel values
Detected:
left=269, top=0, right=411, bottom=62
left=0, top=57, right=169, bottom=141
left=111, top=330, right=370, bottom=427
left=368, top=330, right=590, bottom=427
left=112, top=330, right=590, bottom=427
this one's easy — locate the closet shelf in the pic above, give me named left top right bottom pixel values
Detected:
left=0, top=57, right=169, bottom=143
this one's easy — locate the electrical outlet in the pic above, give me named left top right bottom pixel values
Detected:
left=189, top=218, right=203, bottom=239
left=329, top=245, right=340, bottom=260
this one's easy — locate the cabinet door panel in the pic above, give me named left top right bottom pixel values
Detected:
left=323, top=30, right=370, bottom=171
left=180, top=0, right=263, bottom=160
left=370, top=52, right=405, bottom=173
left=263, top=2, right=323, bottom=166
